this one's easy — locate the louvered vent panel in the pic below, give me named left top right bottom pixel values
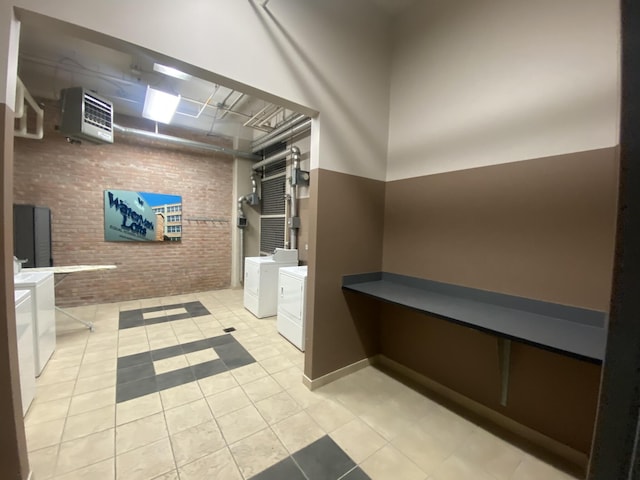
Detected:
left=83, top=93, right=113, bottom=132
left=263, top=159, right=286, bottom=177
left=260, top=217, right=285, bottom=253
left=60, top=87, right=114, bottom=144
left=261, top=176, right=286, bottom=215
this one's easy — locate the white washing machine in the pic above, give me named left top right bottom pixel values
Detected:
left=14, top=289, right=35, bottom=415
left=14, top=270, right=56, bottom=376
left=277, top=265, right=307, bottom=351
left=244, top=249, right=298, bottom=318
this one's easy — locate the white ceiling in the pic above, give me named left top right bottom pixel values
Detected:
left=16, top=1, right=414, bottom=144
left=17, top=25, right=295, bottom=143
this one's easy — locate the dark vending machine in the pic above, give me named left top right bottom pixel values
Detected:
left=14, top=204, right=53, bottom=268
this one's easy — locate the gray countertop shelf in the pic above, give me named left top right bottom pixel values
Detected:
left=342, top=272, right=608, bottom=364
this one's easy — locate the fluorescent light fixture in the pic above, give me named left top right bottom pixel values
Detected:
left=142, top=86, right=180, bottom=124
left=153, top=63, right=192, bottom=80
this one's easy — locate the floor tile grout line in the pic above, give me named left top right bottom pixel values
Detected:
left=45, top=323, right=90, bottom=479
left=32, top=290, right=566, bottom=480
left=289, top=453, right=312, bottom=480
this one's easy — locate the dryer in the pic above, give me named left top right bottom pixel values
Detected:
left=14, top=270, right=55, bottom=376
left=14, top=288, right=35, bottom=415
left=277, top=265, right=307, bottom=351
left=244, top=249, right=298, bottom=318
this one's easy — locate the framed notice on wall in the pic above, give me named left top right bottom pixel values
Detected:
left=104, top=190, right=182, bottom=242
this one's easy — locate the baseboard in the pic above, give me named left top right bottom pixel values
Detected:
left=375, top=355, right=588, bottom=471
left=303, top=357, right=374, bottom=391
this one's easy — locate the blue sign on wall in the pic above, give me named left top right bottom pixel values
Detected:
left=104, top=190, right=182, bottom=242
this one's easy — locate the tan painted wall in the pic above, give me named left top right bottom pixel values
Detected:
left=387, top=0, right=619, bottom=180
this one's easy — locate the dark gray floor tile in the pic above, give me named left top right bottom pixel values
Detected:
left=150, top=344, right=184, bottom=361
left=119, top=310, right=143, bottom=320
left=145, top=312, right=190, bottom=326
left=116, top=376, right=157, bottom=403
left=117, top=362, right=156, bottom=385
left=187, top=308, right=210, bottom=318
left=117, top=351, right=152, bottom=369
left=215, top=341, right=255, bottom=369
left=249, top=457, right=306, bottom=480
left=155, top=366, right=196, bottom=391
left=119, top=317, right=145, bottom=330
left=163, top=312, right=193, bottom=323
left=182, top=301, right=201, bottom=309
left=181, top=338, right=216, bottom=354
left=293, top=436, right=356, bottom=480
left=209, top=334, right=235, bottom=347
left=140, top=305, right=168, bottom=313
left=191, top=359, right=227, bottom=379
left=340, top=467, right=371, bottom=480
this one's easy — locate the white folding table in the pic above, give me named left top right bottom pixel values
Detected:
left=29, top=265, right=117, bottom=332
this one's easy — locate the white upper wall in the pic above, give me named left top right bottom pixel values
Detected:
left=386, top=0, right=620, bottom=181
left=0, top=0, right=392, bottom=180
left=0, top=9, right=19, bottom=108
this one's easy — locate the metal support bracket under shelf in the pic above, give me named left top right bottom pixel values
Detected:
left=498, top=338, right=512, bottom=407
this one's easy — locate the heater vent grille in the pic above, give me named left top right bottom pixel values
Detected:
left=60, top=87, right=114, bottom=144
left=83, top=93, right=113, bottom=132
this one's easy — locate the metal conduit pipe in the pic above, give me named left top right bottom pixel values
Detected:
left=290, top=146, right=301, bottom=250
left=236, top=175, right=258, bottom=221
left=112, top=124, right=260, bottom=161
left=250, top=122, right=312, bottom=171
left=219, top=93, right=245, bottom=120
left=251, top=114, right=308, bottom=152
left=253, top=119, right=311, bottom=154
left=251, top=147, right=291, bottom=171
left=237, top=175, right=259, bottom=284
left=239, top=227, right=245, bottom=284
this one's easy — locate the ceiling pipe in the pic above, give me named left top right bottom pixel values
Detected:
left=251, top=118, right=311, bottom=154
left=219, top=93, right=245, bottom=120
left=252, top=146, right=293, bottom=170
left=112, top=124, right=260, bottom=160
left=251, top=113, right=307, bottom=152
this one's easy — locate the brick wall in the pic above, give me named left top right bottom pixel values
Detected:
left=13, top=100, right=234, bottom=307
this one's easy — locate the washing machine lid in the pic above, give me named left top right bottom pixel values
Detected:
left=14, top=270, right=53, bottom=287
left=14, top=288, right=31, bottom=303
left=246, top=255, right=299, bottom=266
left=279, top=265, right=308, bottom=279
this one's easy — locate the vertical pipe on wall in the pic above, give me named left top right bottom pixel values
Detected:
left=237, top=174, right=258, bottom=284
left=239, top=227, right=244, bottom=285
left=290, top=146, right=300, bottom=250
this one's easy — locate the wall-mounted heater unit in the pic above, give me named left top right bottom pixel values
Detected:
left=60, top=87, right=114, bottom=144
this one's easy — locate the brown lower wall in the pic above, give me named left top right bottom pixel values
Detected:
left=297, top=197, right=310, bottom=264
left=305, top=169, right=385, bottom=379
left=383, top=148, right=618, bottom=311
left=379, top=303, right=601, bottom=454
left=1, top=103, right=31, bottom=479
left=377, top=148, right=617, bottom=454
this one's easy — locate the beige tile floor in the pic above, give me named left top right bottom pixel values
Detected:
left=24, top=289, right=581, bottom=480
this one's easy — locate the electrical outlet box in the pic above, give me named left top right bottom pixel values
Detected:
left=287, top=217, right=301, bottom=228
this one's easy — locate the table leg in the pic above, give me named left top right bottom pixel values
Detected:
left=55, top=306, right=94, bottom=332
